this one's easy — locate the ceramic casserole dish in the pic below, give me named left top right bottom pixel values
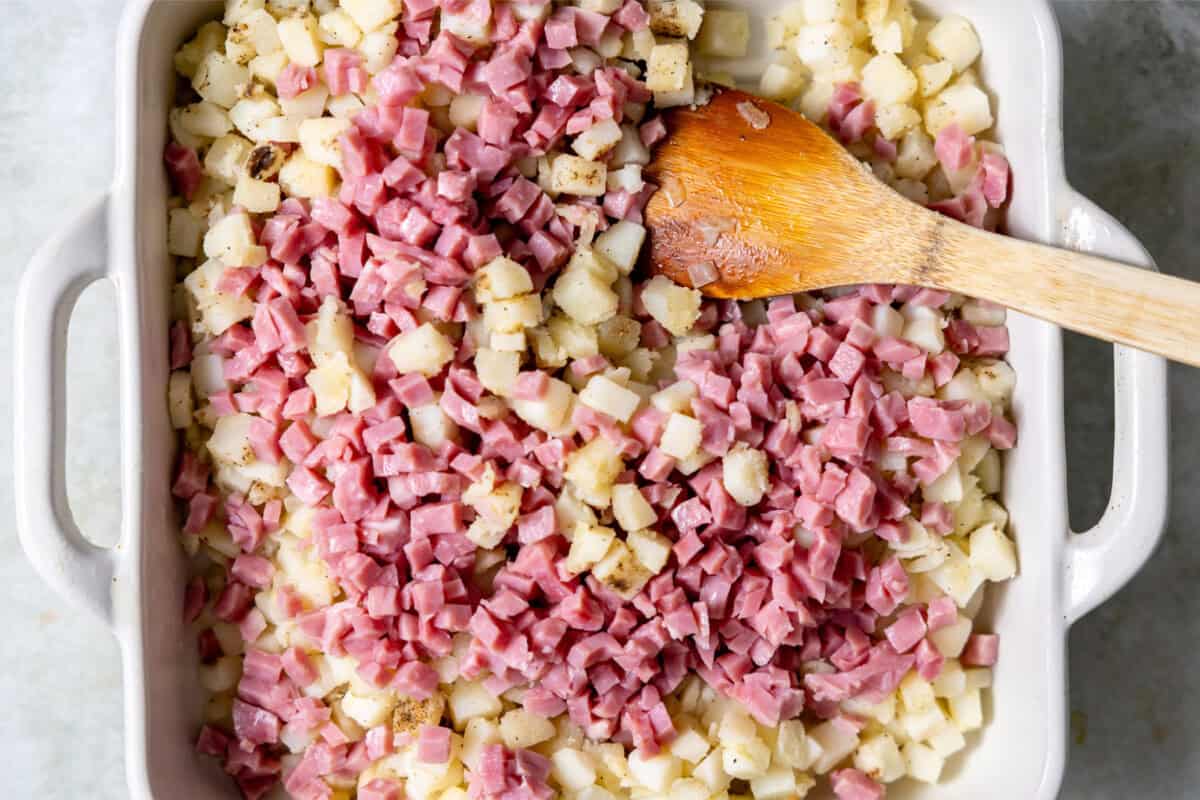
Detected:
left=12, top=0, right=1170, bottom=796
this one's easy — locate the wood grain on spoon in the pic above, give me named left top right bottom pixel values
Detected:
left=644, top=88, right=1200, bottom=367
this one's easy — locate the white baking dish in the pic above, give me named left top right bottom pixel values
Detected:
left=11, top=0, right=1169, bottom=796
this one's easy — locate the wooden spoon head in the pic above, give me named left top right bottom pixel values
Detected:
left=643, top=89, right=943, bottom=298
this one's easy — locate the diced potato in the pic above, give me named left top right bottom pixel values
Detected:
left=359, top=24, right=402, bottom=72
left=175, top=21, right=227, bottom=79
left=691, top=749, right=732, bottom=793
left=668, top=728, right=710, bottom=764
left=510, top=376, right=574, bottom=433
left=204, top=211, right=267, bottom=268
left=925, top=83, right=993, bottom=137
left=722, top=445, right=770, bottom=507
left=926, top=14, right=981, bottom=73
left=299, top=117, right=352, bottom=168
left=862, top=53, right=918, bottom=106
left=612, top=484, right=657, bottom=531
left=798, top=79, right=835, bottom=121
left=895, top=128, right=937, bottom=179
left=387, top=323, right=455, bottom=377
left=327, top=93, right=365, bottom=119
left=759, top=55, right=810, bottom=101
left=474, top=348, right=520, bottom=397
left=596, top=315, right=641, bottom=359
left=609, top=124, right=652, bottom=168
left=653, top=64, right=695, bottom=108
left=409, top=400, right=460, bottom=448
left=974, top=359, right=1016, bottom=404
left=203, top=134, right=252, bottom=185
left=918, top=59, right=955, bottom=97
left=903, top=741, right=944, bottom=784
left=627, top=748, right=683, bottom=792
left=626, top=528, right=672, bottom=574
left=179, top=101, right=234, bottom=138
left=900, top=303, right=945, bottom=353
left=553, top=266, right=619, bottom=326
left=249, top=50, right=288, bottom=85
left=547, top=316, right=598, bottom=361
left=573, top=119, right=623, bottom=161
left=695, top=9, right=750, bottom=58
left=721, top=739, right=771, bottom=780
left=930, top=613, right=973, bottom=658
left=803, top=0, right=855, bottom=23
left=342, top=0, right=404, bottom=32
left=579, top=374, right=641, bottom=422
left=564, top=436, right=624, bottom=507
left=193, top=52, right=250, bottom=109
left=233, top=174, right=281, bottom=213
left=168, top=208, right=206, bottom=258
left=278, top=14, right=326, bottom=67
left=641, top=275, right=701, bottom=336
left=592, top=540, right=653, bottom=598
left=168, top=370, right=195, bottom=429
left=749, top=767, right=797, bottom=800
left=855, top=732, right=905, bottom=784
left=319, top=8, right=364, bottom=47
left=500, top=709, right=556, bottom=749
left=552, top=748, right=598, bottom=791
left=651, top=381, right=697, bottom=415
left=660, top=412, right=702, bottom=460
left=231, top=9, right=283, bottom=59
left=484, top=295, right=542, bottom=334
left=342, top=691, right=398, bottom=729
left=968, top=522, right=1017, bottom=580
left=592, top=221, right=646, bottom=275
left=646, top=0, right=704, bottom=39
left=551, top=154, right=608, bottom=197
left=228, top=96, right=281, bottom=141
left=476, top=257, right=534, bottom=303
left=808, top=719, right=858, bottom=774
left=566, top=522, right=617, bottom=574
left=278, top=152, right=338, bottom=198
left=949, top=688, right=984, bottom=732
left=448, top=680, right=503, bottom=729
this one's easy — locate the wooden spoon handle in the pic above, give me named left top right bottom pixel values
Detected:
left=937, top=225, right=1200, bottom=366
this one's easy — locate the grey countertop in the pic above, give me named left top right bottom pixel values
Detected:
left=0, top=1, right=1195, bottom=797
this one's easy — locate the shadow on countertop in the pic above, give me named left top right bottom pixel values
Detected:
left=1055, top=2, right=1200, bottom=797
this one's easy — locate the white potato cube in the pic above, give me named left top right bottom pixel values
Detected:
left=175, top=21, right=227, bottom=79
left=233, top=174, right=281, bottom=213
left=930, top=614, right=973, bottom=658
left=592, top=540, right=653, bottom=598
left=854, top=733, right=905, bottom=784
left=627, top=748, right=682, bottom=792
left=803, top=0, right=854, bottom=23
left=722, top=445, right=770, bottom=507
left=862, top=53, right=918, bottom=106
left=551, top=748, right=598, bottom=791
left=918, top=59, right=955, bottom=97
left=278, top=152, right=337, bottom=198
left=500, top=709, right=556, bottom=749
left=551, top=154, right=607, bottom=197
left=808, top=720, right=858, bottom=774
left=552, top=266, right=619, bottom=326
left=612, top=484, right=657, bottom=531
left=968, top=522, right=1018, bottom=581
left=476, top=257, right=533, bottom=302
left=651, top=381, right=697, bottom=414
left=949, top=689, right=984, bottom=732
left=168, top=208, right=206, bottom=257
left=573, top=119, right=623, bottom=161
left=925, top=83, right=993, bottom=137
left=579, top=375, right=641, bottom=422
left=168, top=371, right=195, bottom=429
left=903, top=742, right=944, bottom=784
left=668, top=728, right=710, bottom=764
left=510, top=377, right=574, bottom=433
left=448, top=680, right=503, bottom=729
left=696, top=10, right=750, bottom=58
left=193, top=52, right=250, bottom=109
left=319, top=8, right=364, bottom=46
left=896, top=128, right=937, bottom=179
left=179, top=101, right=233, bottom=138
left=926, top=15, right=981, bottom=73
left=299, top=117, right=351, bottom=168
left=592, top=220, right=646, bottom=274
left=204, top=211, right=267, bottom=268
left=653, top=64, right=695, bottom=108
left=278, top=14, right=326, bottom=67
left=749, top=766, right=797, bottom=800
left=360, top=25, right=401, bottom=72
left=388, top=324, right=455, bottom=377
left=484, top=295, right=542, bottom=333
left=759, top=58, right=810, bottom=101
left=660, top=412, right=702, bottom=460
left=566, top=522, right=617, bottom=574
left=721, top=739, right=771, bottom=780
left=474, top=349, right=520, bottom=397
left=641, top=275, right=701, bottom=336
left=901, top=304, right=946, bottom=353
left=647, top=0, right=704, bottom=39
left=342, top=0, right=403, bottom=32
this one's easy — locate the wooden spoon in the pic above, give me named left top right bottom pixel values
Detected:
left=643, top=88, right=1200, bottom=366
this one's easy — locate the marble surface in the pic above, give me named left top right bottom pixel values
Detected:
left=0, top=1, right=1197, bottom=797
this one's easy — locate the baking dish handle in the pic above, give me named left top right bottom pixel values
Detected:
left=13, top=194, right=120, bottom=627
left=1060, top=188, right=1169, bottom=625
